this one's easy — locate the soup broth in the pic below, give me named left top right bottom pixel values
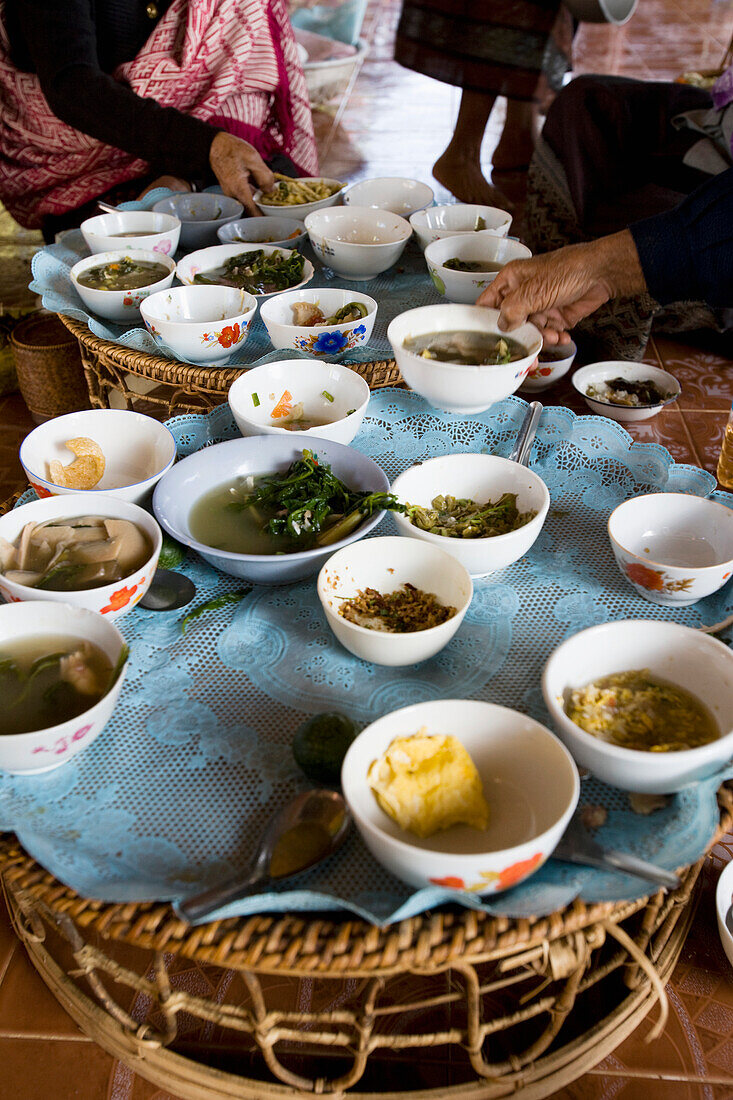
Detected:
left=77, top=258, right=170, bottom=291
left=190, top=479, right=293, bottom=555
left=443, top=259, right=503, bottom=273
left=404, top=330, right=527, bottom=365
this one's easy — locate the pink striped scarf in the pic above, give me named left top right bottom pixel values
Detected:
left=0, top=0, right=318, bottom=228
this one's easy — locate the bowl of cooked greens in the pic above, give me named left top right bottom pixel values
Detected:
left=70, top=250, right=176, bottom=321
left=317, top=536, right=473, bottom=666
left=0, top=600, right=129, bottom=774
left=228, top=358, right=370, bottom=444
left=572, top=362, right=681, bottom=422
left=409, top=203, right=512, bottom=252
left=424, top=233, right=532, bottom=304
left=80, top=211, right=181, bottom=257
left=390, top=453, right=550, bottom=577
left=140, top=285, right=257, bottom=364
left=152, top=192, right=244, bottom=249
left=542, top=620, right=733, bottom=793
left=152, top=438, right=400, bottom=585
left=176, top=242, right=315, bottom=298
left=0, top=492, right=162, bottom=620
left=387, top=304, right=543, bottom=414
left=304, top=206, right=412, bottom=280
left=253, top=175, right=345, bottom=218
left=343, top=177, right=435, bottom=217
left=217, top=215, right=308, bottom=249
left=259, top=288, right=377, bottom=356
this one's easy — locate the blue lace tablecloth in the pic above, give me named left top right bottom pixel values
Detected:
left=2, top=391, right=732, bottom=925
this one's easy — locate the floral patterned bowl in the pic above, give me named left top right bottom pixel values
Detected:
left=80, top=211, right=181, bottom=256
left=140, top=285, right=257, bottom=365
left=0, top=492, right=162, bottom=621
left=0, top=600, right=127, bottom=774
left=304, top=206, right=412, bottom=280
left=70, top=249, right=176, bottom=322
left=409, top=203, right=512, bottom=251
left=341, top=698, right=579, bottom=894
left=521, top=340, right=577, bottom=392
left=259, top=287, right=377, bottom=356
left=424, top=233, right=532, bottom=304
left=608, top=493, right=733, bottom=606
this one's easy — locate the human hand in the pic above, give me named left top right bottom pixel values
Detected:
left=209, top=132, right=275, bottom=216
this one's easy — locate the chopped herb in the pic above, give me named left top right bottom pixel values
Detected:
left=181, top=589, right=252, bottom=633
left=346, top=408, right=356, bottom=416
left=252, top=392, right=260, bottom=407
left=322, top=390, right=334, bottom=403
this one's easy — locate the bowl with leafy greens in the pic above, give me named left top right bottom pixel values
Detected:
left=176, top=243, right=314, bottom=299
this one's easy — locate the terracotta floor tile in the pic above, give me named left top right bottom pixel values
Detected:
left=679, top=409, right=728, bottom=479
left=0, top=933, right=89, bottom=1039
left=0, top=1036, right=115, bottom=1099
left=654, top=339, right=733, bottom=414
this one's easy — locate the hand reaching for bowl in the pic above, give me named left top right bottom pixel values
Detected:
left=477, top=231, right=647, bottom=344
left=209, top=132, right=275, bottom=216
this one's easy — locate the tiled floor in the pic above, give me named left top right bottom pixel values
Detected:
left=0, top=0, right=733, bottom=1095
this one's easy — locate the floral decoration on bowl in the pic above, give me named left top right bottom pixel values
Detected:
left=293, top=323, right=368, bottom=356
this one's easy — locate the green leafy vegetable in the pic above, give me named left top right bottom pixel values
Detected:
left=181, top=589, right=252, bottom=633
left=193, top=249, right=305, bottom=294
left=322, top=390, right=334, bottom=403
left=252, top=392, right=260, bottom=407
left=158, top=534, right=187, bottom=571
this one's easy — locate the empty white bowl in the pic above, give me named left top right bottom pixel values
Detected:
left=70, top=250, right=176, bottom=322
left=0, top=601, right=128, bottom=774
left=410, top=204, right=512, bottom=251
left=176, top=242, right=314, bottom=299
left=304, top=206, right=412, bottom=280
left=572, top=362, right=681, bottom=422
left=425, top=233, right=532, bottom=304
left=608, top=493, right=733, bottom=606
left=542, top=620, right=733, bottom=793
left=80, top=211, right=181, bottom=257
left=253, top=177, right=345, bottom=218
left=0, top=492, right=162, bottom=620
left=716, top=860, right=733, bottom=969
left=390, top=453, right=550, bottom=577
left=522, top=341, right=577, bottom=392
left=317, top=536, right=472, bottom=666
left=259, top=288, right=377, bottom=356
left=387, top=304, right=543, bottom=414
left=217, top=216, right=307, bottom=249
left=140, top=285, right=257, bottom=364
left=228, top=358, right=370, bottom=444
left=341, top=699, right=579, bottom=893
left=20, top=408, right=176, bottom=503
left=152, top=193, right=243, bottom=249
left=343, top=177, right=434, bottom=217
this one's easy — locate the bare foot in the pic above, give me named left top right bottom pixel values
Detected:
left=433, top=154, right=514, bottom=212
left=492, top=102, right=538, bottom=171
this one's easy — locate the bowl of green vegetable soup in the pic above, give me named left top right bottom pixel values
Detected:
left=70, top=250, right=176, bottom=321
left=176, top=243, right=314, bottom=299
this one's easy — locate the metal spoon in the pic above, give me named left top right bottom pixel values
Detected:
left=176, top=789, right=351, bottom=924
left=96, top=200, right=119, bottom=214
left=509, top=400, right=543, bottom=466
left=552, top=817, right=680, bottom=890
left=139, top=568, right=196, bottom=611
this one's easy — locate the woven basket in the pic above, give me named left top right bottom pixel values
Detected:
left=11, top=314, right=91, bottom=423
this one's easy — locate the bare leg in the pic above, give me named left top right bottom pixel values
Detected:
left=433, top=89, right=514, bottom=209
left=492, top=100, right=539, bottom=172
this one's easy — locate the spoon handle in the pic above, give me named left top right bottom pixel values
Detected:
left=509, top=401, right=543, bottom=466
left=96, top=200, right=119, bottom=214
left=176, top=873, right=267, bottom=924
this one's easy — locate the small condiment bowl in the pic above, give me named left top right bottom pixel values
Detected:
left=424, top=233, right=532, bottom=304
left=522, top=340, right=577, bottom=392
left=343, top=177, right=434, bottom=217
left=341, top=698, right=579, bottom=893
left=715, top=860, right=733, bottom=969
left=70, top=250, right=176, bottom=322
left=0, top=492, right=162, bottom=620
left=409, top=203, right=512, bottom=252
left=304, top=206, right=412, bottom=281
left=176, top=242, right=315, bottom=299
left=20, top=408, right=176, bottom=504
left=259, top=288, right=377, bottom=356
left=390, top=453, right=550, bottom=577
left=80, top=211, right=181, bottom=256
left=152, top=193, right=243, bottom=249
left=228, top=358, right=370, bottom=444
left=542, top=620, right=733, bottom=793
left=140, top=285, right=257, bottom=364
left=387, top=304, right=542, bottom=414
left=317, top=536, right=472, bottom=666
left=572, top=361, right=681, bottom=422
left=153, top=435, right=390, bottom=585
left=0, top=600, right=128, bottom=774
left=608, top=493, right=733, bottom=606
left=253, top=177, right=345, bottom=218
left=217, top=215, right=307, bottom=249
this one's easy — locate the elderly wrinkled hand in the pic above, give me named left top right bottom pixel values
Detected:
left=209, top=132, right=276, bottom=217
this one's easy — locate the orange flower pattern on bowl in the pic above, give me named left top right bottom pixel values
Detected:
left=623, top=560, right=693, bottom=595
left=429, top=852, right=544, bottom=894
left=101, top=580, right=144, bottom=615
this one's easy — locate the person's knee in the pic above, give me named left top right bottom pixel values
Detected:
left=546, top=75, right=607, bottom=126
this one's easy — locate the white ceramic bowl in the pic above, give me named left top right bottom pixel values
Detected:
left=608, top=493, right=733, bottom=607
left=425, top=233, right=532, bottom=304
left=410, top=204, right=512, bottom=251
left=390, top=453, right=550, bottom=577
left=522, top=341, right=577, bottom=392
left=152, top=193, right=244, bottom=249
left=317, top=536, right=472, bottom=666
left=565, top=0, right=636, bottom=24
left=304, top=206, right=412, bottom=281
left=228, top=359, right=370, bottom=444
left=217, top=216, right=307, bottom=249
left=341, top=699, right=579, bottom=893
left=715, top=859, right=733, bottom=969
left=140, top=285, right=257, bottom=364
left=0, top=492, right=162, bottom=620
left=343, top=177, right=434, bottom=217
left=253, top=177, right=345, bottom=218
left=153, top=435, right=390, bottom=585
left=80, top=211, right=181, bottom=257
left=387, top=304, right=543, bottom=414
left=0, top=601, right=128, bottom=774
left=542, top=620, right=733, bottom=793
left=259, top=288, right=377, bottom=356
left=20, top=409, right=176, bottom=504
left=70, top=249, right=176, bottom=322
left=176, top=242, right=315, bottom=299
left=572, top=361, right=681, bottom=422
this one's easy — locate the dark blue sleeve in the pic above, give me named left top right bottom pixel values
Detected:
left=629, top=166, right=733, bottom=308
